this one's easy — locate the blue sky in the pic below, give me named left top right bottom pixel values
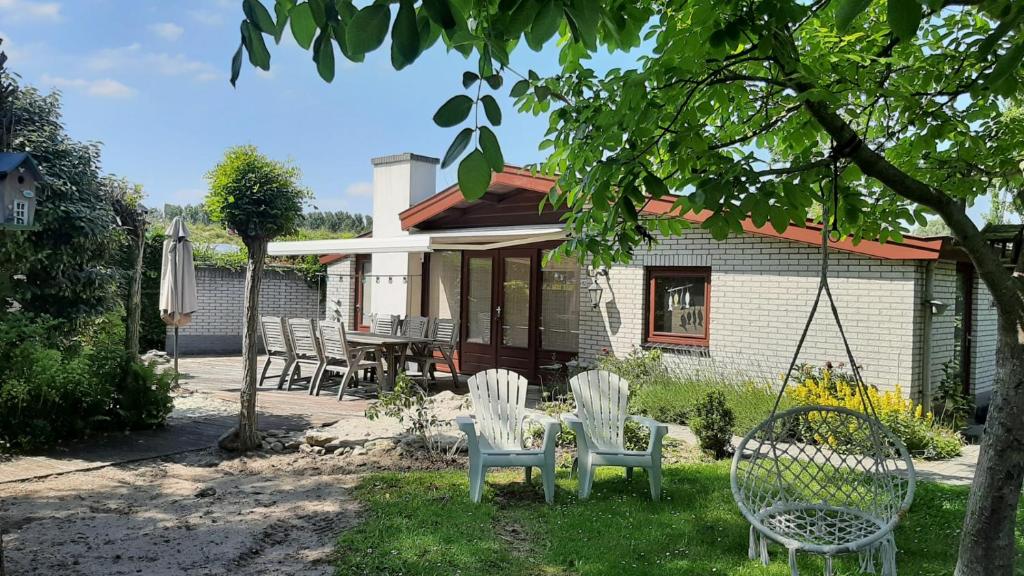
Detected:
left=0, top=0, right=1004, bottom=224
left=0, top=0, right=566, bottom=216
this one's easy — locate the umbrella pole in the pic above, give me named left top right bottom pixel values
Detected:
left=174, top=326, right=179, bottom=387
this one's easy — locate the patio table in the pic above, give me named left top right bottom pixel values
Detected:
left=344, top=333, right=434, bottom=391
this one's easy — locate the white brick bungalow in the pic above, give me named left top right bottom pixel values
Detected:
left=269, top=153, right=1004, bottom=410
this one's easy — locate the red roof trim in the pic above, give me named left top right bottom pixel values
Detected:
left=399, top=165, right=555, bottom=230
left=399, top=168, right=942, bottom=261
left=319, top=254, right=350, bottom=265
left=643, top=198, right=943, bottom=260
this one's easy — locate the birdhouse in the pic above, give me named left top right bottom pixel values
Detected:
left=0, top=152, right=43, bottom=229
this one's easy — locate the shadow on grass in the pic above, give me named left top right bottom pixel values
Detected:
left=335, top=463, right=1023, bottom=576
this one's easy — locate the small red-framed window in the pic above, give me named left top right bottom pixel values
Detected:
left=645, top=267, right=711, bottom=347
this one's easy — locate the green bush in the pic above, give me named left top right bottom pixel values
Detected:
left=0, top=311, right=175, bottom=453
left=789, top=364, right=964, bottom=460
left=690, top=390, right=735, bottom=459
left=597, top=347, right=668, bottom=391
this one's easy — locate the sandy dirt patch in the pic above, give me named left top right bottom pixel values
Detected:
left=0, top=449, right=368, bottom=576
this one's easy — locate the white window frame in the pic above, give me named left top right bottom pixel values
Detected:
left=13, top=200, right=28, bottom=225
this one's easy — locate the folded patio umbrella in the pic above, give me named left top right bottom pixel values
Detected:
left=159, top=216, right=198, bottom=382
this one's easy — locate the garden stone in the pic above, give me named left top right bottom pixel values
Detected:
left=194, top=486, right=216, bottom=498
left=270, top=442, right=284, bottom=452
left=299, top=444, right=314, bottom=454
left=284, top=439, right=302, bottom=450
left=303, top=432, right=338, bottom=447
left=364, top=439, right=396, bottom=452
left=351, top=447, right=367, bottom=457
left=333, top=447, right=349, bottom=456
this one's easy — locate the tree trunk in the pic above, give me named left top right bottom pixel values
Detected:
left=955, top=250, right=1024, bottom=576
left=125, top=226, right=145, bottom=358
left=226, top=239, right=266, bottom=452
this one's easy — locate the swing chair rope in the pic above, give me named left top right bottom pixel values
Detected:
left=767, top=152, right=880, bottom=421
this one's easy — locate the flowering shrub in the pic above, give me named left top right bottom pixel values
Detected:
left=789, top=364, right=963, bottom=460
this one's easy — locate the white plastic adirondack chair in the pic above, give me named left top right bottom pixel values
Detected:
left=456, top=369, right=560, bottom=504
left=564, top=370, right=668, bottom=501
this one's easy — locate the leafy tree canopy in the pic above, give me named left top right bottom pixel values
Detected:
left=233, top=0, right=1023, bottom=267
left=4, top=84, right=120, bottom=321
left=204, top=145, right=310, bottom=245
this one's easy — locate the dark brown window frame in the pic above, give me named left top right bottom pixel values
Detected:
left=645, top=267, right=711, bottom=347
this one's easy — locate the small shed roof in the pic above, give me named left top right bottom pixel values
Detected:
left=0, top=152, right=43, bottom=180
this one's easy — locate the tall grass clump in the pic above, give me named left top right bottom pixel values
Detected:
left=598, top=348, right=789, bottom=436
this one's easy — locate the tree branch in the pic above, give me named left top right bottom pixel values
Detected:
left=752, top=157, right=832, bottom=176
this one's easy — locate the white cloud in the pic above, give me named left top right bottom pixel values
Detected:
left=189, top=8, right=224, bottom=26
left=0, top=0, right=61, bottom=22
left=150, top=22, right=184, bottom=41
left=310, top=196, right=349, bottom=212
left=345, top=181, right=374, bottom=197
left=85, top=44, right=218, bottom=82
left=40, top=74, right=135, bottom=98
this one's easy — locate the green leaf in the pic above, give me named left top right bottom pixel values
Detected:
left=391, top=0, right=420, bottom=66
left=986, top=41, right=1024, bottom=92
left=421, top=0, right=456, bottom=29
left=442, top=128, right=474, bottom=169
left=273, top=0, right=293, bottom=42
left=462, top=71, right=479, bottom=88
left=432, top=95, right=473, bottom=127
left=314, top=30, right=335, bottom=82
left=509, top=79, right=530, bottom=98
left=481, top=95, right=502, bottom=126
left=526, top=0, right=562, bottom=51
left=484, top=74, right=503, bottom=90
left=308, top=0, right=326, bottom=27
left=769, top=204, right=790, bottom=234
left=478, top=126, right=504, bottom=172
left=244, top=0, right=277, bottom=35
left=242, top=21, right=271, bottom=70
left=564, top=0, right=598, bottom=50
left=333, top=16, right=364, bottom=62
left=835, top=0, right=872, bottom=31
left=230, top=42, right=243, bottom=86
left=643, top=173, right=669, bottom=198
left=887, top=0, right=922, bottom=40
left=347, top=4, right=390, bottom=56
left=457, top=150, right=492, bottom=201
left=289, top=3, right=316, bottom=49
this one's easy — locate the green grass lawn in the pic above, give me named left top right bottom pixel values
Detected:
left=334, top=463, right=1024, bottom=576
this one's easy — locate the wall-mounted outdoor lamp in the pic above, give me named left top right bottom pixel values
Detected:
left=587, top=266, right=609, bottom=309
left=927, top=299, right=949, bottom=315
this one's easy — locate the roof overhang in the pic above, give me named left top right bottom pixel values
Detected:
left=268, top=225, right=568, bottom=257
left=643, top=198, right=945, bottom=260
left=400, top=166, right=557, bottom=230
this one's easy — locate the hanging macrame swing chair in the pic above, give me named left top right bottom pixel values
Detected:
left=730, top=156, right=916, bottom=576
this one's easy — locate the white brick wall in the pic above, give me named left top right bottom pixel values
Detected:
left=578, top=229, right=927, bottom=395
left=971, top=277, right=999, bottom=400
left=168, top=266, right=322, bottom=353
left=928, top=261, right=957, bottom=395
left=326, top=258, right=355, bottom=326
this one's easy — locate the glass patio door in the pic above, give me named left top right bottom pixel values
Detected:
left=458, top=250, right=537, bottom=378
left=495, top=251, right=535, bottom=376
left=459, top=254, right=496, bottom=374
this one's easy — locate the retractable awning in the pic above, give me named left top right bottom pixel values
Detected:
left=267, top=225, right=568, bottom=256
